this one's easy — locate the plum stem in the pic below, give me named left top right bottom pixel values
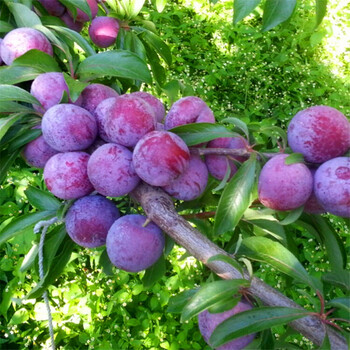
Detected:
left=98, top=0, right=109, bottom=15
left=191, top=147, right=276, bottom=159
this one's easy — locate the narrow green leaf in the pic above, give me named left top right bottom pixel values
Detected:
left=0, top=85, right=41, bottom=105
left=262, top=0, right=297, bottom=32
left=7, top=128, right=41, bottom=152
left=233, top=0, right=261, bottom=24
left=99, top=249, right=114, bottom=276
left=322, top=270, right=350, bottom=292
left=167, top=289, right=198, bottom=314
left=143, top=39, right=166, bottom=85
left=250, top=219, right=286, bottom=242
left=77, top=50, right=152, bottom=84
left=315, top=0, right=327, bottom=28
left=0, top=150, right=20, bottom=184
left=327, top=297, right=350, bottom=314
left=210, top=307, right=309, bottom=348
left=278, top=206, right=304, bottom=225
left=59, top=0, right=92, bottom=20
left=181, top=279, right=249, bottom=322
left=214, top=154, right=257, bottom=235
left=9, top=308, right=29, bottom=325
left=142, top=254, right=166, bottom=288
left=207, top=254, right=244, bottom=276
left=207, top=296, right=241, bottom=314
left=0, top=211, right=56, bottom=246
left=7, top=2, right=42, bottom=27
left=0, top=66, right=42, bottom=85
left=0, top=101, right=34, bottom=114
left=12, top=49, right=61, bottom=73
left=63, top=74, right=89, bottom=103
left=0, top=20, right=14, bottom=33
left=20, top=243, right=39, bottom=272
left=124, top=31, right=147, bottom=61
left=25, top=186, right=61, bottom=211
left=0, top=114, right=24, bottom=142
left=170, top=123, right=239, bottom=147
left=221, top=117, right=249, bottom=140
left=285, top=153, right=305, bottom=165
left=319, top=331, right=331, bottom=350
left=260, top=126, right=287, bottom=148
left=238, top=236, right=318, bottom=290
left=213, top=158, right=231, bottom=192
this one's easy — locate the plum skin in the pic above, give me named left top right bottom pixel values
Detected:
left=287, top=105, right=350, bottom=163
left=42, top=104, right=97, bottom=152
left=258, top=154, right=313, bottom=211
left=130, top=91, right=165, bottom=123
left=30, top=72, right=70, bottom=113
left=133, top=131, right=191, bottom=187
left=314, top=157, right=350, bottom=217
left=60, top=12, right=84, bottom=32
left=87, top=143, right=140, bottom=197
left=38, top=0, right=65, bottom=16
left=198, top=299, right=256, bottom=350
left=44, top=152, right=94, bottom=200
left=106, top=214, right=165, bottom=272
left=88, top=17, right=120, bottom=48
left=162, top=154, right=208, bottom=201
left=65, top=195, right=120, bottom=248
left=0, top=27, right=53, bottom=65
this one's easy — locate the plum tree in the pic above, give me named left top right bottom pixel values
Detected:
left=88, top=16, right=120, bottom=48
left=22, top=127, right=58, bottom=168
left=164, top=96, right=215, bottom=130
left=314, top=157, right=350, bottom=217
left=102, top=94, right=156, bottom=147
left=106, top=214, right=165, bottom=272
left=44, top=152, right=94, bottom=200
left=198, top=299, right=256, bottom=350
left=68, top=0, right=98, bottom=22
left=78, top=83, right=119, bottom=114
left=60, top=12, right=84, bottom=32
left=65, top=195, right=120, bottom=248
left=42, top=104, right=97, bottom=151
left=162, top=154, right=208, bottom=201
left=287, top=105, right=350, bottom=163
left=130, top=91, right=165, bottom=122
left=87, top=143, right=140, bottom=197
left=30, top=72, right=70, bottom=113
left=258, top=154, right=313, bottom=211
left=133, top=130, right=191, bottom=186
left=0, top=27, right=53, bottom=65
left=38, top=0, right=65, bottom=16
left=205, top=137, right=248, bottom=180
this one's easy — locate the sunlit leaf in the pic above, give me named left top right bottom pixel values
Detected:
left=233, top=0, right=261, bottom=24
left=262, top=0, right=297, bottom=32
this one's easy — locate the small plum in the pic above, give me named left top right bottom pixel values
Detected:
left=164, top=96, right=215, bottom=130
left=103, top=94, right=157, bottom=147
left=87, top=143, right=140, bottom=197
left=258, top=154, right=313, bottom=211
left=44, top=152, right=94, bottom=200
left=0, top=27, right=53, bottom=65
left=130, top=91, right=165, bottom=123
left=133, top=131, right=191, bottom=187
left=79, top=83, right=119, bottom=114
left=162, top=154, right=208, bottom=201
left=65, top=195, right=120, bottom=248
left=198, top=299, right=256, bottom=350
left=30, top=72, right=70, bottom=113
left=68, top=0, right=98, bottom=22
left=106, top=214, right=165, bottom=272
left=22, top=127, right=59, bottom=168
left=314, top=157, right=350, bottom=217
left=42, top=104, right=97, bottom=151
left=205, top=137, right=248, bottom=180
left=38, top=0, right=65, bottom=16
left=60, top=12, right=84, bottom=32
left=287, top=106, right=350, bottom=163
left=88, top=16, right=119, bottom=48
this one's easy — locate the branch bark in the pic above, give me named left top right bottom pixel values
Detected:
left=131, top=183, right=347, bottom=349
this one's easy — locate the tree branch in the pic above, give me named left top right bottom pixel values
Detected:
left=131, top=183, right=347, bottom=349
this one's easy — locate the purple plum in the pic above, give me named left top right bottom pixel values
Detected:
left=38, top=0, right=65, bottom=16
left=88, top=16, right=119, bottom=48
left=60, top=12, right=84, bottom=32
left=130, top=91, right=165, bottom=123
left=106, top=214, right=164, bottom=272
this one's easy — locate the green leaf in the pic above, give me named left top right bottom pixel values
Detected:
left=48, top=25, right=96, bottom=56
left=207, top=296, right=240, bottom=314
left=0, top=65, right=42, bottom=85
left=0, top=150, right=20, bottom=184
left=63, top=74, right=89, bottom=103
left=12, top=49, right=61, bottom=73
left=221, top=117, right=249, bottom=140
left=315, top=0, right=327, bottom=28
left=20, top=243, right=39, bottom=272
left=250, top=219, right=286, bottom=242
left=167, top=289, right=198, bottom=314
left=142, top=254, right=166, bottom=288
left=25, top=186, right=61, bottom=211
left=327, top=297, right=350, bottom=315
left=213, top=158, right=231, bottom=192
left=170, top=123, right=239, bottom=147
left=0, top=211, right=56, bottom=246
left=0, top=114, right=24, bottom=142
left=77, top=50, right=152, bottom=84
left=0, top=101, right=34, bottom=114
left=7, top=128, right=42, bottom=152
left=9, top=308, right=29, bottom=325
left=238, top=236, right=319, bottom=290
left=0, top=85, right=41, bottom=105
left=284, top=153, right=305, bottom=165
left=59, top=0, right=92, bottom=20
left=156, top=0, right=167, bottom=12
left=181, top=279, right=249, bottom=322
left=210, top=307, right=309, bottom=348
left=0, top=20, right=14, bottom=33
left=233, top=0, right=261, bottom=24
left=7, top=2, right=42, bottom=27
left=259, top=126, right=287, bottom=148
left=278, top=206, right=304, bottom=225
left=262, top=0, right=297, bottom=32
left=207, top=254, right=244, bottom=276
left=214, top=154, right=257, bottom=235
left=99, top=249, right=114, bottom=276
left=124, top=31, right=147, bottom=61
left=319, top=331, right=331, bottom=350
left=322, top=270, right=350, bottom=292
